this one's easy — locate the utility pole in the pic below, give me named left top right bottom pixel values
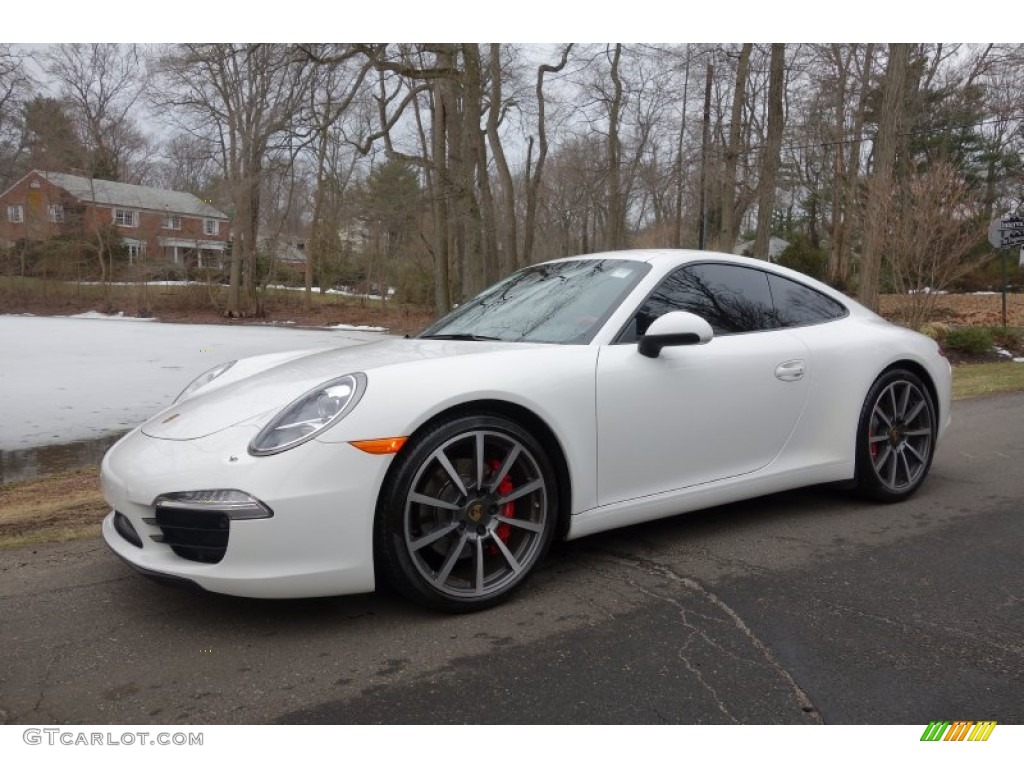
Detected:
left=697, top=62, right=713, bottom=250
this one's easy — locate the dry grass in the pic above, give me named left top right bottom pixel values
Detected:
left=0, top=467, right=107, bottom=549
left=879, top=292, right=1024, bottom=327
left=0, top=277, right=437, bottom=336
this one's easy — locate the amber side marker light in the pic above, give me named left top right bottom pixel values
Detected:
left=350, top=437, right=408, bottom=455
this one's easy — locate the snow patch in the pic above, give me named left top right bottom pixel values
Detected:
left=68, top=311, right=157, bottom=322
left=73, top=280, right=208, bottom=287
left=328, top=323, right=388, bottom=332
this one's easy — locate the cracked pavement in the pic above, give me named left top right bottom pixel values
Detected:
left=0, top=393, right=1022, bottom=724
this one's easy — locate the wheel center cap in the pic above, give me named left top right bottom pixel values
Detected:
left=466, top=501, right=486, bottom=523
left=889, top=425, right=904, bottom=445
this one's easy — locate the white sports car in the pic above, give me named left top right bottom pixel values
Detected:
left=101, top=249, right=951, bottom=611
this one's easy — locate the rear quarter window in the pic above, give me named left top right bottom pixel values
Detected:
left=767, top=274, right=848, bottom=328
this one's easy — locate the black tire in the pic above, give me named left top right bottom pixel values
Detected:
left=374, top=414, right=558, bottom=612
left=855, top=368, right=937, bottom=502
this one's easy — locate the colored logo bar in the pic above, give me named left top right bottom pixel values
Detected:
left=921, top=721, right=997, bottom=742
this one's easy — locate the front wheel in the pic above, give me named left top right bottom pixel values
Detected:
left=374, top=414, right=557, bottom=612
left=855, top=368, right=936, bottom=502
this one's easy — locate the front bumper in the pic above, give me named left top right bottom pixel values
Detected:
left=101, top=425, right=390, bottom=599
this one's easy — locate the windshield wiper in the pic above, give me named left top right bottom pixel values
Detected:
left=419, top=333, right=505, bottom=341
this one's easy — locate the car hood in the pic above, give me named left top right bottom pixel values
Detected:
left=140, top=337, right=544, bottom=440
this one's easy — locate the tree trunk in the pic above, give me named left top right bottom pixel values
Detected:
left=832, top=43, right=875, bottom=289
left=305, top=127, right=329, bottom=310
left=719, top=43, right=752, bottom=253
left=462, top=44, right=496, bottom=293
left=673, top=48, right=691, bottom=249
left=753, top=44, right=785, bottom=261
left=859, top=44, right=910, bottom=311
left=486, top=44, right=518, bottom=273
left=826, top=45, right=850, bottom=284
left=430, top=68, right=452, bottom=315
left=523, top=45, right=572, bottom=266
left=226, top=170, right=247, bottom=317
left=605, top=44, right=626, bottom=250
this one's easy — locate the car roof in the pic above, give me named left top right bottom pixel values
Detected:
left=549, top=248, right=769, bottom=269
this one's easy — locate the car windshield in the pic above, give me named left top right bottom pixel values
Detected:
left=419, top=259, right=651, bottom=344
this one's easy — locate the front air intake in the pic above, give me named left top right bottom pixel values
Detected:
left=150, top=505, right=230, bottom=564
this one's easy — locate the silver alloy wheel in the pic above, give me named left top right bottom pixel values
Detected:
left=402, top=429, right=548, bottom=600
left=866, top=379, right=934, bottom=492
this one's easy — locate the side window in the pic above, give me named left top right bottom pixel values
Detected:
left=767, top=274, right=847, bottom=328
left=627, top=263, right=776, bottom=340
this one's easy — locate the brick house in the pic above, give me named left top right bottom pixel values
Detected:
left=0, top=170, right=231, bottom=268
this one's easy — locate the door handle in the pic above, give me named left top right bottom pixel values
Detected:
left=775, top=359, right=806, bottom=382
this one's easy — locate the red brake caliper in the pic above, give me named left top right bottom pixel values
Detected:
left=489, top=459, right=515, bottom=552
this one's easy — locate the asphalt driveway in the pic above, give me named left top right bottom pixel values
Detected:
left=0, top=392, right=1021, bottom=725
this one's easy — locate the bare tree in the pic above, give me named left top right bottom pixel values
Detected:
left=45, top=44, right=150, bottom=182
left=299, top=45, right=372, bottom=308
left=153, top=132, right=218, bottom=195
left=155, top=44, right=316, bottom=316
left=0, top=45, right=33, bottom=187
left=886, top=162, right=990, bottom=326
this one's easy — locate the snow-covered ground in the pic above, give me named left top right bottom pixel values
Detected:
left=0, top=315, right=391, bottom=451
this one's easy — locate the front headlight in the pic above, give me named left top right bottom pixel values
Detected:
left=249, top=373, right=367, bottom=456
left=175, top=360, right=236, bottom=403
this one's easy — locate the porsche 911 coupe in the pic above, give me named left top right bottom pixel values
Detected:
left=101, top=249, right=951, bottom=611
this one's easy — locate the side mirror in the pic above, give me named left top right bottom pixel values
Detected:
left=637, top=311, right=714, bottom=358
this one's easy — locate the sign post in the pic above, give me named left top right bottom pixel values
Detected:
left=988, top=215, right=1024, bottom=328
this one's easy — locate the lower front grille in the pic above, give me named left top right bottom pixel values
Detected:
left=150, top=507, right=230, bottom=564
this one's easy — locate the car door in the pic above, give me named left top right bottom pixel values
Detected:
left=595, top=262, right=812, bottom=507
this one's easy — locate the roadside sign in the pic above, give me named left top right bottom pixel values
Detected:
left=987, top=215, right=1022, bottom=328
left=989, top=215, right=1024, bottom=249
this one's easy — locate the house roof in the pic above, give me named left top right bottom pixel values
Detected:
left=258, top=235, right=306, bottom=264
left=35, top=171, right=229, bottom=220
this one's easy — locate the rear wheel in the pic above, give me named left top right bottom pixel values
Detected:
left=375, top=414, right=557, bottom=612
left=855, top=369, right=936, bottom=502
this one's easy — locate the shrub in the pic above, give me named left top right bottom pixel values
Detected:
left=990, top=327, right=1024, bottom=356
left=944, top=327, right=993, bottom=356
left=919, top=322, right=949, bottom=342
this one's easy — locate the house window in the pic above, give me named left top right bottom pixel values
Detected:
left=125, top=242, right=146, bottom=263
left=163, top=215, right=182, bottom=230
left=204, top=219, right=219, bottom=236
left=114, top=208, right=137, bottom=227
left=48, top=204, right=65, bottom=223
left=6, top=205, right=23, bottom=223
